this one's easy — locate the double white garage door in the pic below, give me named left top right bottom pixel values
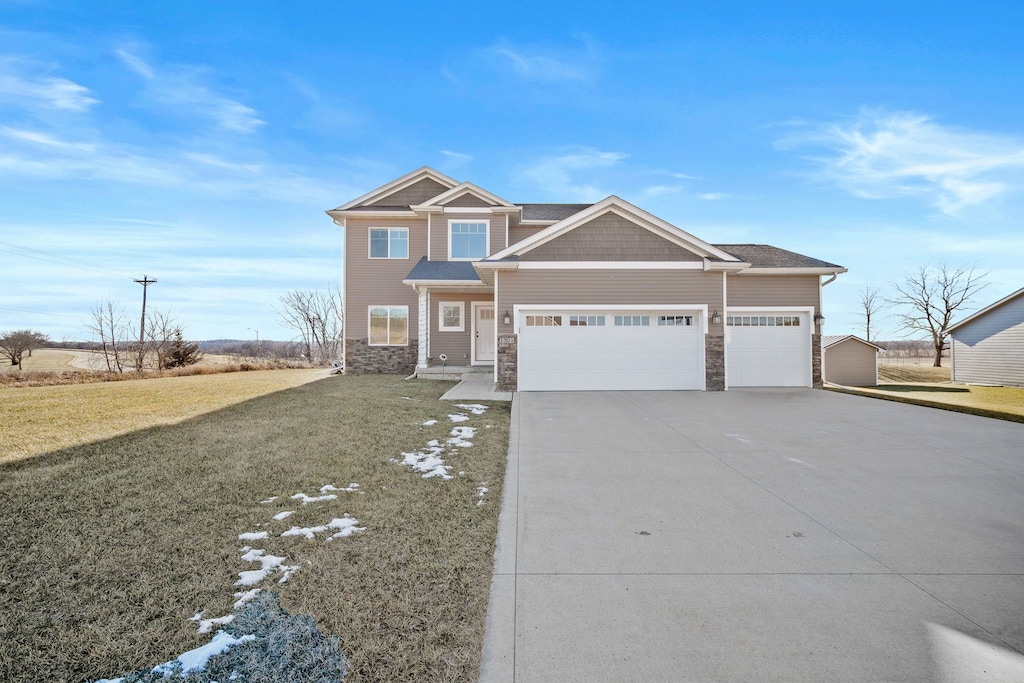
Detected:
left=517, top=308, right=811, bottom=391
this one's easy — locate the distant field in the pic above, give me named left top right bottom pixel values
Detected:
left=0, top=368, right=325, bottom=464
left=0, top=348, right=242, bottom=374
left=878, top=364, right=951, bottom=383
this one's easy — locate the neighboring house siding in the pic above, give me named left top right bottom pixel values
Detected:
left=509, top=225, right=546, bottom=247
left=366, top=178, right=450, bottom=207
left=728, top=275, right=820, bottom=309
left=430, top=211, right=504, bottom=259
left=345, top=217, right=427, bottom=345
left=824, top=341, right=877, bottom=386
left=444, top=193, right=492, bottom=207
left=495, top=269, right=726, bottom=336
left=429, top=292, right=494, bottom=365
left=952, top=294, right=1024, bottom=387
left=519, top=213, right=703, bottom=262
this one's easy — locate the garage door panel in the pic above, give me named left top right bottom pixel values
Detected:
left=726, top=312, right=811, bottom=387
left=518, top=309, right=704, bottom=392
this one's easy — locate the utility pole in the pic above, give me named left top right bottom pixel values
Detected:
left=134, top=275, right=157, bottom=371
left=248, top=328, right=260, bottom=360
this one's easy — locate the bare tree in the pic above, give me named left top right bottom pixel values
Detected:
left=889, top=265, right=989, bottom=367
left=0, top=329, right=49, bottom=369
left=858, top=285, right=887, bottom=342
left=86, top=300, right=129, bottom=372
left=145, top=310, right=179, bottom=371
left=277, top=287, right=344, bottom=366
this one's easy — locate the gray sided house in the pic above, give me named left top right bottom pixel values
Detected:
left=326, top=167, right=847, bottom=391
left=822, top=335, right=883, bottom=387
left=948, top=287, right=1024, bottom=387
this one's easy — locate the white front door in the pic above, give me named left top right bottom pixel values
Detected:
left=473, top=304, right=495, bottom=364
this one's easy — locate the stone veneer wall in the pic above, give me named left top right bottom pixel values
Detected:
left=497, top=334, right=518, bottom=392
left=705, top=335, right=725, bottom=391
left=811, top=334, right=823, bottom=389
left=345, top=339, right=417, bottom=375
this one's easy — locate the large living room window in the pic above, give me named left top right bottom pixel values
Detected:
left=369, top=306, right=408, bottom=345
left=449, top=221, right=488, bottom=260
left=369, top=228, right=409, bottom=259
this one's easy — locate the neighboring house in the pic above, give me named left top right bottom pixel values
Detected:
left=948, top=287, right=1024, bottom=387
left=822, top=335, right=882, bottom=387
left=326, top=166, right=847, bottom=391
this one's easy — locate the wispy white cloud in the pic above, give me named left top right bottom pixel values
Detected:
left=0, top=126, right=95, bottom=151
left=777, top=109, right=1024, bottom=214
left=697, top=192, right=728, bottom=201
left=515, top=147, right=626, bottom=201
left=0, top=58, right=98, bottom=111
left=116, top=45, right=265, bottom=133
left=440, top=149, right=473, bottom=169
left=643, top=184, right=682, bottom=197
left=489, top=39, right=595, bottom=83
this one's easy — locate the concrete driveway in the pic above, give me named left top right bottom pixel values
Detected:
left=480, top=389, right=1024, bottom=682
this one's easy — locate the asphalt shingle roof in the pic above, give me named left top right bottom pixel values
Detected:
left=519, top=204, right=592, bottom=221
left=405, top=257, right=483, bottom=282
left=713, top=244, right=843, bottom=269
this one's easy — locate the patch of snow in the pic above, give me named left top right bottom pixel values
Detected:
left=152, top=630, right=256, bottom=676
left=259, top=496, right=278, bottom=504
left=422, top=419, right=438, bottom=426
left=290, top=492, right=338, bottom=505
left=448, top=413, right=470, bottom=422
left=448, top=425, right=477, bottom=449
left=235, top=548, right=298, bottom=587
left=400, top=396, right=413, bottom=400
left=272, top=510, right=295, bottom=521
left=455, top=403, right=488, bottom=415
left=281, top=515, right=366, bottom=540
left=396, top=439, right=453, bottom=479
left=320, top=483, right=360, bottom=493
left=477, top=484, right=489, bottom=496
left=238, top=531, right=268, bottom=541
left=232, top=588, right=261, bottom=609
left=190, top=612, right=235, bottom=635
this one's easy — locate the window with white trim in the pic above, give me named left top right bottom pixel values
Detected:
left=569, top=315, right=606, bottom=326
left=726, top=315, right=801, bottom=327
left=369, top=228, right=409, bottom=259
left=449, top=221, right=488, bottom=260
left=439, top=302, right=464, bottom=332
left=658, top=315, right=693, bottom=326
left=614, top=315, right=650, bottom=327
left=525, top=315, right=562, bottom=327
left=369, top=306, right=409, bottom=345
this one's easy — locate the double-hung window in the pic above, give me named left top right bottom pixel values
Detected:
left=369, top=306, right=409, bottom=345
left=439, top=302, right=464, bottom=332
left=369, top=228, right=409, bottom=259
left=449, top=221, right=488, bottom=260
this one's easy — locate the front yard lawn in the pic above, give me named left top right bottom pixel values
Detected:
left=829, top=382, right=1024, bottom=422
left=0, top=375, right=509, bottom=683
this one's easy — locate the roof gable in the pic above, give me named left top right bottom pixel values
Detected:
left=519, top=211, right=704, bottom=262
left=417, top=181, right=516, bottom=209
left=822, top=335, right=884, bottom=351
left=332, top=166, right=458, bottom=211
left=484, top=196, right=740, bottom=263
left=948, top=287, right=1024, bottom=333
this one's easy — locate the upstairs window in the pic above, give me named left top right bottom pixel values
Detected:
left=449, top=221, right=488, bottom=260
left=369, top=228, right=409, bottom=259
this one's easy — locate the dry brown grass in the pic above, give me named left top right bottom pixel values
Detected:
left=0, top=375, right=509, bottom=683
left=0, top=369, right=325, bottom=464
left=877, top=363, right=951, bottom=383
left=829, top=383, right=1024, bottom=422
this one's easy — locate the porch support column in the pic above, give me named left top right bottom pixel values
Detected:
left=417, top=287, right=429, bottom=369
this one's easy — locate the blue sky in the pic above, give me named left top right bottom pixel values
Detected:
left=2, top=2, right=1023, bottom=342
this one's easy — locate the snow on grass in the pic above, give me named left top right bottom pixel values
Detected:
left=190, top=611, right=235, bottom=635
left=259, top=496, right=278, bottom=504
left=232, top=588, right=261, bottom=609
left=448, top=413, right=470, bottom=423
left=319, top=483, right=361, bottom=493
left=271, top=510, right=295, bottom=521
left=448, top=426, right=476, bottom=449
left=238, top=531, right=268, bottom=541
left=280, top=515, right=366, bottom=541
left=455, top=403, right=488, bottom=415
left=235, top=548, right=299, bottom=587
left=422, top=419, right=438, bottom=426
left=476, top=483, right=489, bottom=507
left=395, top=439, right=453, bottom=480
left=151, top=630, right=257, bottom=676
left=290, top=492, right=338, bottom=505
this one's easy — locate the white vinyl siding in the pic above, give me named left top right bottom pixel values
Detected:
left=951, top=293, right=1024, bottom=387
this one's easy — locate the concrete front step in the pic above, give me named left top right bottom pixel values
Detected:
left=416, top=365, right=493, bottom=379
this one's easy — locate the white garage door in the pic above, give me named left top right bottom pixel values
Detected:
left=725, top=312, right=812, bottom=387
left=518, top=310, right=705, bottom=391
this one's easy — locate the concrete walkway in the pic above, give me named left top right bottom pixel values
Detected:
left=480, top=389, right=1024, bottom=682
left=440, top=372, right=513, bottom=402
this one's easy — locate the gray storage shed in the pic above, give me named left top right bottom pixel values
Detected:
left=948, top=287, right=1024, bottom=387
left=822, top=335, right=882, bottom=387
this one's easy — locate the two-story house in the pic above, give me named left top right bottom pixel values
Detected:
left=326, top=166, right=846, bottom=392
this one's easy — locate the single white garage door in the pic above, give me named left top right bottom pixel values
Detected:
left=725, top=311, right=812, bottom=387
left=518, top=310, right=705, bottom=391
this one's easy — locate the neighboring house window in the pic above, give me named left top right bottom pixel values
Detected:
left=369, top=228, right=409, bottom=259
left=569, top=315, right=606, bottom=326
left=369, top=306, right=409, bottom=345
left=449, top=221, right=488, bottom=260
left=526, top=315, right=562, bottom=327
left=726, top=315, right=800, bottom=327
left=439, top=302, right=464, bottom=332
left=658, top=315, right=693, bottom=326
left=614, top=315, right=650, bottom=327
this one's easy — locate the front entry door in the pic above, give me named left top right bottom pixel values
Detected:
left=473, top=304, right=495, bottom=363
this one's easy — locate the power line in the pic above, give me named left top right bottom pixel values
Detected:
left=0, top=306, right=87, bottom=320
left=0, top=241, right=115, bottom=276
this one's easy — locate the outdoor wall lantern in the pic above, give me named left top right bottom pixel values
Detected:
left=814, top=312, right=825, bottom=326
left=503, top=310, right=512, bottom=325
left=710, top=309, right=722, bottom=325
